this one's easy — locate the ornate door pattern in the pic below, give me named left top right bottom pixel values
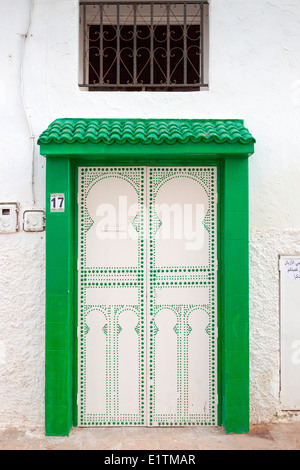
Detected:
left=78, top=167, right=217, bottom=427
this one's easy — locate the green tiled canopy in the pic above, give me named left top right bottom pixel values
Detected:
left=38, top=118, right=256, bottom=146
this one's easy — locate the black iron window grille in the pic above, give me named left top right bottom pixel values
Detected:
left=79, top=1, right=209, bottom=90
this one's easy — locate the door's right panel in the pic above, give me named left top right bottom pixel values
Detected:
left=147, top=167, right=217, bottom=426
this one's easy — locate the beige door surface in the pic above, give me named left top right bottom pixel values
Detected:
left=78, top=167, right=217, bottom=426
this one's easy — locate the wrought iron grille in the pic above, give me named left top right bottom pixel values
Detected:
left=79, top=1, right=209, bottom=90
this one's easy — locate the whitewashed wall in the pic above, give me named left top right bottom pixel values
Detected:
left=0, top=0, right=300, bottom=428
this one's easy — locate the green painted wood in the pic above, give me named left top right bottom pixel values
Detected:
left=39, top=141, right=254, bottom=159
left=40, top=118, right=254, bottom=436
left=45, top=159, right=74, bottom=436
left=72, top=168, right=79, bottom=428
left=222, top=158, right=249, bottom=434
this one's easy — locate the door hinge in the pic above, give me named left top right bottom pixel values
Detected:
left=216, top=192, right=218, bottom=205
left=77, top=393, right=79, bottom=406
left=77, top=193, right=80, bottom=204
left=77, top=259, right=80, bottom=271
left=216, top=260, right=218, bottom=271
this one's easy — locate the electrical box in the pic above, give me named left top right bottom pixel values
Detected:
left=23, top=210, right=45, bottom=232
left=0, top=203, right=19, bottom=233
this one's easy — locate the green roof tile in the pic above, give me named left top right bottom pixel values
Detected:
left=37, top=118, right=256, bottom=146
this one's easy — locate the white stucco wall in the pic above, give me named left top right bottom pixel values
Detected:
left=0, top=0, right=300, bottom=428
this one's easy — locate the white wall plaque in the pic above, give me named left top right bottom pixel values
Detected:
left=280, top=255, right=300, bottom=410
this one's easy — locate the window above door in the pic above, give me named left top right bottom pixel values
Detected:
left=79, top=1, right=209, bottom=91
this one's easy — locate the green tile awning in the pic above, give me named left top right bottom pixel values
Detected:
left=38, top=118, right=256, bottom=146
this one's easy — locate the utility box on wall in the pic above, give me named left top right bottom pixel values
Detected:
left=23, top=210, right=45, bottom=232
left=280, top=255, right=300, bottom=410
left=0, top=203, right=19, bottom=233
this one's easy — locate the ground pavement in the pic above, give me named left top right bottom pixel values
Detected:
left=0, top=422, right=299, bottom=450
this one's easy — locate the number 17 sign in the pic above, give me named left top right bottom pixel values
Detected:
left=50, top=193, right=65, bottom=212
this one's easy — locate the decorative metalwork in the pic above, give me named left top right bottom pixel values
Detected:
left=79, top=1, right=208, bottom=90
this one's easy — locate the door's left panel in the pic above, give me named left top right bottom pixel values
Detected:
left=78, top=167, right=146, bottom=426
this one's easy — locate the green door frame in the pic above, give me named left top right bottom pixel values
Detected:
left=39, top=121, right=255, bottom=436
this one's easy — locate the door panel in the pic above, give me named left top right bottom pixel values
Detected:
left=78, top=166, right=217, bottom=427
left=147, top=167, right=217, bottom=426
left=78, top=167, right=146, bottom=426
